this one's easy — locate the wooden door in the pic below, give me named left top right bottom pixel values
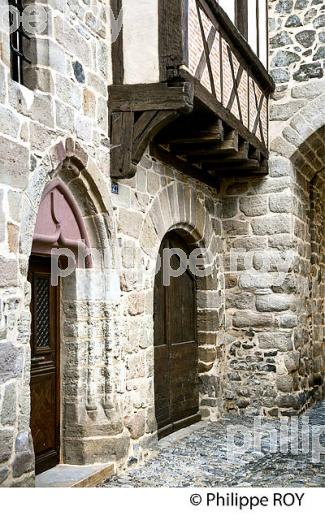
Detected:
left=28, top=256, right=60, bottom=474
left=154, top=232, right=200, bottom=438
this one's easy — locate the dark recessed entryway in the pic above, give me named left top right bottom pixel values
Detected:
left=154, top=232, right=200, bottom=439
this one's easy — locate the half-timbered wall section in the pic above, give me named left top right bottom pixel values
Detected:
left=218, top=0, right=268, bottom=66
left=109, top=0, right=274, bottom=183
left=186, top=0, right=268, bottom=146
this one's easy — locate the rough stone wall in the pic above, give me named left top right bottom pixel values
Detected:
left=269, top=0, right=324, bottom=91
left=113, top=156, right=226, bottom=435
left=0, top=0, right=324, bottom=488
left=190, top=0, right=325, bottom=419
left=220, top=170, right=299, bottom=416
left=269, top=0, right=325, bottom=138
left=0, top=0, right=112, bottom=486
left=267, top=0, right=325, bottom=414
left=0, top=0, right=226, bottom=484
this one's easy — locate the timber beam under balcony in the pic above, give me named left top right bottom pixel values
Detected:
left=108, top=82, right=194, bottom=179
left=109, top=0, right=274, bottom=185
left=109, top=82, right=269, bottom=184
left=150, top=93, right=269, bottom=187
left=151, top=122, right=268, bottom=188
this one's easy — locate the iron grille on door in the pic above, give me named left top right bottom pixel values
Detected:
left=8, top=0, right=31, bottom=84
left=34, top=275, right=50, bottom=350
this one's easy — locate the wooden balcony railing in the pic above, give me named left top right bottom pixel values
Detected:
left=109, top=0, right=274, bottom=184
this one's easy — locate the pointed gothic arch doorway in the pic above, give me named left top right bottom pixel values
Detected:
left=28, top=255, right=60, bottom=474
left=28, top=179, right=91, bottom=474
left=154, top=231, right=200, bottom=439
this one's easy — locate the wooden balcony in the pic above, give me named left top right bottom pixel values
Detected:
left=109, top=0, right=274, bottom=186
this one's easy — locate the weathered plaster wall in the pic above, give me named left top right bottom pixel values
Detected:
left=123, top=0, right=159, bottom=84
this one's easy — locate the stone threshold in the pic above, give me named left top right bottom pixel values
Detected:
left=35, top=463, right=115, bottom=488
left=158, top=421, right=206, bottom=448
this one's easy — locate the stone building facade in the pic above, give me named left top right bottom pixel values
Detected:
left=219, top=0, right=325, bottom=418
left=0, top=0, right=324, bottom=487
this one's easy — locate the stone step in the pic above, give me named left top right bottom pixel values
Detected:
left=35, top=463, right=115, bottom=488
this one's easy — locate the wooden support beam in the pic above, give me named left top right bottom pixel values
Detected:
left=194, top=141, right=249, bottom=163
left=111, top=112, right=135, bottom=178
left=150, top=143, right=219, bottom=189
left=154, top=0, right=274, bottom=185
left=160, top=119, right=224, bottom=145
left=159, top=0, right=189, bottom=81
left=179, top=69, right=269, bottom=158
left=133, top=110, right=178, bottom=164
left=207, top=164, right=268, bottom=176
left=170, top=129, right=238, bottom=157
left=205, top=158, right=260, bottom=170
left=109, top=81, right=195, bottom=179
left=219, top=130, right=239, bottom=152
left=109, top=74, right=269, bottom=181
left=108, top=82, right=194, bottom=113
left=111, top=109, right=180, bottom=179
left=249, top=148, right=261, bottom=162
left=110, top=0, right=124, bottom=84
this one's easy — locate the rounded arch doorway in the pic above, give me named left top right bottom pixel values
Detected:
left=154, top=231, right=200, bottom=439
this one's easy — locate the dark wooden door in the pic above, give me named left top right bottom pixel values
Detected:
left=28, top=256, right=60, bottom=474
left=154, top=232, right=200, bottom=438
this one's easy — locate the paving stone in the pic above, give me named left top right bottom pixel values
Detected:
left=100, top=401, right=325, bottom=488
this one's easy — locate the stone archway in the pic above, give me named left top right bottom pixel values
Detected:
left=289, top=124, right=325, bottom=404
left=309, top=168, right=325, bottom=397
left=18, top=139, right=129, bottom=472
left=137, top=182, right=225, bottom=430
left=20, top=139, right=115, bottom=261
left=31, top=178, right=92, bottom=265
left=28, top=178, right=94, bottom=474
left=270, top=94, right=325, bottom=411
left=288, top=121, right=324, bottom=406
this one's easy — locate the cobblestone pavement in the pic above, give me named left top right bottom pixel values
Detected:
left=100, top=401, right=325, bottom=487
